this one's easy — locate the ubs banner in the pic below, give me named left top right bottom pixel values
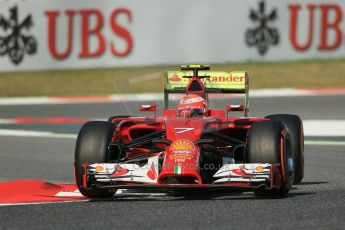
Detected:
left=1, top=0, right=345, bottom=72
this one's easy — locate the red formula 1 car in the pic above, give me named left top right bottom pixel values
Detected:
left=74, top=64, right=304, bottom=198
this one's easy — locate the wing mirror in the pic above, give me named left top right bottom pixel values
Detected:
left=226, top=104, right=245, bottom=112
left=139, top=105, right=157, bottom=118
left=226, top=104, right=245, bottom=119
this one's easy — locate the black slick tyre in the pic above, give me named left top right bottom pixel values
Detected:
left=247, top=120, right=294, bottom=197
left=265, top=114, right=304, bottom=184
left=75, top=121, right=115, bottom=198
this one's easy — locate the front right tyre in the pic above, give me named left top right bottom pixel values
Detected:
left=265, top=114, right=304, bottom=184
left=247, top=120, right=294, bottom=197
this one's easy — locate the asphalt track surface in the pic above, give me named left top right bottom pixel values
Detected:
left=1, top=95, right=345, bottom=230
left=0, top=94, right=344, bottom=119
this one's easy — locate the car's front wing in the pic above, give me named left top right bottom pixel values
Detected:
left=82, top=159, right=282, bottom=193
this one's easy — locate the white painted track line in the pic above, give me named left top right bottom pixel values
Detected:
left=305, top=140, right=345, bottom=146
left=0, top=129, right=77, bottom=139
left=0, top=88, right=345, bottom=106
left=304, top=120, right=345, bottom=136
left=0, top=200, right=88, bottom=207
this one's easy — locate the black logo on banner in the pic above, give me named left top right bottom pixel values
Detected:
left=245, top=1, right=279, bottom=55
left=0, top=6, right=37, bottom=65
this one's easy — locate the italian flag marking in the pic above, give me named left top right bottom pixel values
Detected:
left=174, top=166, right=182, bottom=174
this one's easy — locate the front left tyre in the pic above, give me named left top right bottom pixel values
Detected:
left=75, top=121, right=116, bottom=198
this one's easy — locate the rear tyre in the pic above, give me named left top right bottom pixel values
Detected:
left=247, top=120, right=294, bottom=197
left=75, top=121, right=115, bottom=198
left=265, top=114, right=304, bottom=184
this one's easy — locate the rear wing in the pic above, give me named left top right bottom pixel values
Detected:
left=164, top=70, right=249, bottom=116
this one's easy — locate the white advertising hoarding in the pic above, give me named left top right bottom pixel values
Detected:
left=0, top=0, right=345, bottom=71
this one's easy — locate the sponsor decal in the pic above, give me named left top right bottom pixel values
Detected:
left=245, top=0, right=279, bottom=55
left=288, top=3, right=343, bottom=51
left=146, top=162, right=157, bottom=180
left=170, top=139, right=194, bottom=154
left=170, top=155, right=193, bottom=162
left=255, top=165, right=264, bottom=172
left=45, top=7, right=133, bottom=60
left=208, top=75, right=245, bottom=83
left=169, top=74, right=182, bottom=82
left=111, top=165, right=129, bottom=177
left=169, top=139, right=194, bottom=162
left=95, top=165, right=105, bottom=172
left=0, top=5, right=37, bottom=65
left=167, top=72, right=246, bottom=87
left=232, top=169, right=249, bottom=177
left=281, top=128, right=288, bottom=137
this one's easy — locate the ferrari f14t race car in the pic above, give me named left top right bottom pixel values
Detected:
left=74, top=64, right=304, bottom=198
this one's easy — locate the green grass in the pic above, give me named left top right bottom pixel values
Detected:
left=1, top=59, right=345, bottom=97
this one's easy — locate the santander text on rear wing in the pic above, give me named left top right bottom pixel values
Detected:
left=165, top=71, right=248, bottom=94
left=164, top=69, right=249, bottom=115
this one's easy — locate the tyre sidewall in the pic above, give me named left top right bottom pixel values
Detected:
left=75, top=121, right=115, bottom=197
left=265, top=114, right=304, bottom=184
left=247, top=120, right=294, bottom=195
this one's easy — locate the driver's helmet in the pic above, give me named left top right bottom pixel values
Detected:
left=177, top=94, right=208, bottom=117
